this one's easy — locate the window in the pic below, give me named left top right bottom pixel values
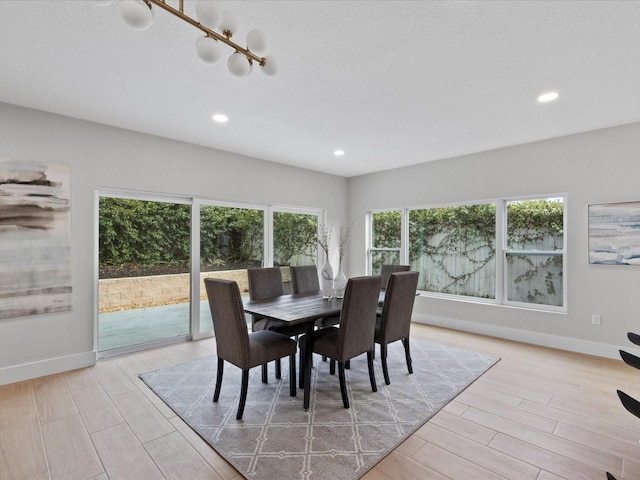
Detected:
left=409, top=203, right=496, bottom=299
left=368, top=210, right=402, bottom=275
left=504, top=197, right=564, bottom=308
left=368, top=194, right=566, bottom=312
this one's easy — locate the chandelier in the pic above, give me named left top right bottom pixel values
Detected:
left=96, top=0, right=277, bottom=77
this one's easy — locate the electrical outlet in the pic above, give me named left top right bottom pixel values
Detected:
left=592, top=314, right=601, bottom=325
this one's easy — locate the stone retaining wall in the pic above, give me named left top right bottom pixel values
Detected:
left=99, top=268, right=292, bottom=312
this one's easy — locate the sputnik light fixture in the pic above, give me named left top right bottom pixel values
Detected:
left=96, top=0, right=277, bottom=77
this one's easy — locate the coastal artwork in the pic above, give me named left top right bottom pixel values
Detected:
left=0, top=160, right=72, bottom=319
left=588, top=201, right=640, bottom=265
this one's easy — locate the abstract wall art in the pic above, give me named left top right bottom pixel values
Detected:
left=0, top=160, right=72, bottom=319
left=588, top=201, right=640, bottom=266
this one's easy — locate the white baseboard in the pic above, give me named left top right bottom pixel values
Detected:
left=0, top=350, right=96, bottom=386
left=413, top=313, right=637, bottom=360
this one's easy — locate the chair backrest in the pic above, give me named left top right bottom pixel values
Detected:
left=204, top=278, right=250, bottom=369
left=247, top=267, right=284, bottom=300
left=378, top=271, right=419, bottom=344
left=380, top=264, right=410, bottom=290
left=337, top=275, right=382, bottom=361
left=290, top=265, right=320, bottom=294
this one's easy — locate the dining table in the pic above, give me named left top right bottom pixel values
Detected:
left=243, top=291, right=343, bottom=410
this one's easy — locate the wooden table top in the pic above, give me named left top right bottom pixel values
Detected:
left=243, top=292, right=343, bottom=325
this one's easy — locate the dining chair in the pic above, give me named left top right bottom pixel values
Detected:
left=305, top=275, right=382, bottom=408
left=291, top=265, right=340, bottom=329
left=380, top=264, right=410, bottom=290
left=248, top=267, right=307, bottom=381
left=204, top=278, right=297, bottom=420
left=375, top=270, right=419, bottom=385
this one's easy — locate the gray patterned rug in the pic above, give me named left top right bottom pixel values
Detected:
left=140, top=339, right=498, bottom=480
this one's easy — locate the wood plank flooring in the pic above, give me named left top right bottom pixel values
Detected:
left=1, top=324, right=639, bottom=479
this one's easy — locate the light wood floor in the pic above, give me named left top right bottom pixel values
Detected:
left=1, top=324, right=639, bottom=480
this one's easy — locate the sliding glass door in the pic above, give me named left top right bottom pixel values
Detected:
left=97, top=194, right=191, bottom=354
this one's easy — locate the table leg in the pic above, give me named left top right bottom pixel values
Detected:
left=303, top=322, right=314, bottom=410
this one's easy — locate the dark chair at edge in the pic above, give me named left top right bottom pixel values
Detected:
left=375, top=270, right=419, bottom=385
left=204, top=278, right=297, bottom=420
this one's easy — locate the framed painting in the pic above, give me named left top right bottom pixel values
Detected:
left=588, top=201, right=640, bottom=265
left=0, top=160, right=72, bottom=319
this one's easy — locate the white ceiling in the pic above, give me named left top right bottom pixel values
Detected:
left=1, top=1, right=639, bottom=178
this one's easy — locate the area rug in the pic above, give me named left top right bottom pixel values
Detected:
left=140, top=339, right=498, bottom=480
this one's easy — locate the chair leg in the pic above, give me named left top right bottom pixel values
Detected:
left=288, top=354, right=297, bottom=397
left=402, top=337, right=413, bottom=374
left=338, top=362, right=349, bottom=408
left=262, top=363, right=268, bottom=383
left=213, top=358, right=224, bottom=402
left=330, top=359, right=336, bottom=375
left=275, top=358, right=282, bottom=379
left=345, top=359, right=350, bottom=369
left=236, top=369, right=249, bottom=420
left=381, top=343, right=390, bottom=385
left=606, top=473, right=618, bottom=480
left=299, top=339, right=306, bottom=389
left=367, top=350, right=377, bottom=392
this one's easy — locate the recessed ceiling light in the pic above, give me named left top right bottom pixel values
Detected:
left=537, top=92, right=559, bottom=103
left=333, top=150, right=345, bottom=156
left=212, top=114, right=228, bottom=123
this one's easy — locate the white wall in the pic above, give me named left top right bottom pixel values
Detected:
left=0, top=102, right=348, bottom=385
left=347, top=122, right=640, bottom=358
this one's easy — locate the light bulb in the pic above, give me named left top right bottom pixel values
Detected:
left=260, top=55, right=278, bottom=76
left=196, top=36, right=222, bottom=63
left=195, top=0, right=222, bottom=29
left=227, top=52, right=250, bottom=77
left=218, top=10, right=238, bottom=37
left=120, top=0, right=154, bottom=31
left=246, top=29, right=267, bottom=54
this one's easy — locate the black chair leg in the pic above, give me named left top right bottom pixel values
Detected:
left=275, top=358, right=282, bottom=379
left=236, top=369, right=249, bottom=420
left=338, top=362, right=349, bottom=408
left=261, top=363, right=268, bottom=383
left=381, top=344, right=390, bottom=385
left=606, top=473, right=618, bottom=480
left=367, top=350, right=377, bottom=392
left=213, top=358, right=224, bottom=402
left=345, top=359, right=350, bottom=369
left=617, top=390, right=640, bottom=420
left=330, top=359, right=336, bottom=375
left=628, top=331, right=640, bottom=346
left=299, top=339, right=306, bottom=389
left=402, top=337, right=413, bottom=374
left=620, top=349, right=640, bottom=371
left=289, top=353, right=297, bottom=397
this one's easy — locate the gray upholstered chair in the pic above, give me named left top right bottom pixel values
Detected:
left=248, top=267, right=307, bottom=381
left=375, top=270, right=419, bottom=385
left=380, top=264, right=410, bottom=290
left=204, top=278, right=297, bottom=420
left=306, top=275, right=382, bottom=408
left=290, top=265, right=320, bottom=294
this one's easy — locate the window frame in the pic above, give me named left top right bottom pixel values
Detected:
left=367, top=193, right=567, bottom=313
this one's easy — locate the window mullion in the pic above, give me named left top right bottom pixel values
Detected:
left=495, top=200, right=505, bottom=305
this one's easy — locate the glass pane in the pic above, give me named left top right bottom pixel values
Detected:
left=98, top=198, right=191, bottom=352
left=408, top=204, right=496, bottom=298
left=507, top=198, right=564, bottom=250
left=273, top=212, right=318, bottom=267
left=372, top=211, right=401, bottom=248
left=506, top=253, right=563, bottom=306
left=199, top=205, right=264, bottom=333
left=371, top=250, right=401, bottom=276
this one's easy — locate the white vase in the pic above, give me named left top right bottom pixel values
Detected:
left=334, top=263, right=347, bottom=298
left=321, top=258, right=333, bottom=299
